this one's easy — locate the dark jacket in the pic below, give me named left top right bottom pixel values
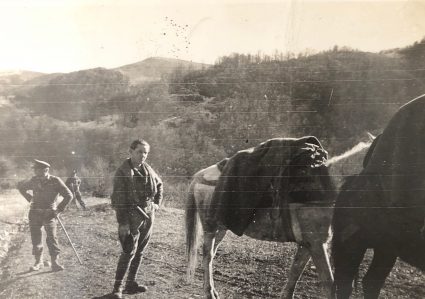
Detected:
left=18, top=175, right=73, bottom=211
left=111, top=159, right=163, bottom=212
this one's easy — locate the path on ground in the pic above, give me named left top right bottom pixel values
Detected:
left=0, top=195, right=424, bottom=299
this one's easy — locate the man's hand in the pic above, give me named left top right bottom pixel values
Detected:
left=153, top=203, right=160, bottom=211
left=50, top=209, right=62, bottom=219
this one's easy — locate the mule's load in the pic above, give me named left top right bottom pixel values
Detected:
left=209, top=136, right=329, bottom=236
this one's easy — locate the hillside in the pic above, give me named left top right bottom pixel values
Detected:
left=5, top=57, right=209, bottom=122
left=115, top=57, right=209, bottom=84
left=0, top=70, right=45, bottom=92
left=168, top=49, right=425, bottom=154
left=11, top=67, right=130, bottom=121
left=1, top=39, right=425, bottom=193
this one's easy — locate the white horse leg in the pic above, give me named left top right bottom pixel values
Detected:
left=203, top=231, right=220, bottom=299
left=308, top=242, right=334, bottom=299
left=280, top=245, right=311, bottom=299
left=213, top=230, right=226, bottom=257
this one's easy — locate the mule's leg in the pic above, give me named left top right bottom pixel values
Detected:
left=308, top=242, right=334, bottom=299
left=362, top=248, right=396, bottom=299
left=213, top=230, right=226, bottom=257
left=203, top=231, right=220, bottom=299
left=280, top=245, right=311, bottom=299
left=333, top=239, right=367, bottom=299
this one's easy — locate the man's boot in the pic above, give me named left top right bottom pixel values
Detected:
left=124, top=252, right=147, bottom=294
left=110, top=281, right=123, bottom=299
left=124, top=281, right=147, bottom=294
left=51, top=255, right=64, bottom=271
left=29, top=254, right=43, bottom=271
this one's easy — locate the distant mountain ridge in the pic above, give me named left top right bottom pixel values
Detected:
left=0, top=70, right=45, bottom=92
left=6, top=56, right=210, bottom=121
left=0, top=57, right=210, bottom=91
left=114, top=57, right=210, bottom=83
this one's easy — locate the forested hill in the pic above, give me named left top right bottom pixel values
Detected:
left=8, top=57, right=209, bottom=121
left=0, top=70, right=44, bottom=92
left=114, top=57, right=208, bottom=83
left=0, top=39, right=424, bottom=196
left=168, top=46, right=425, bottom=154
left=12, top=68, right=129, bottom=121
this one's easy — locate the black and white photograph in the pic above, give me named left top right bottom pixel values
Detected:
left=0, top=0, right=424, bottom=298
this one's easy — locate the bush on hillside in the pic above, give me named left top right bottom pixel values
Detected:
left=79, top=156, right=112, bottom=198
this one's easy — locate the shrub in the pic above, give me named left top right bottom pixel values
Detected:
left=0, top=156, right=15, bottom=190
left=79, top=156, right=113, bottom=198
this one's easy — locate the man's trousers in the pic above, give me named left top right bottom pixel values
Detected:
left=114, top=207, right=155, bottom=287
left=28, top=209, right=60, bottom=256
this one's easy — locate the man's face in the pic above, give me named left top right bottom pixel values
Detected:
left=130, top=144, right=150, bottom=165
left=34, top=167, right=49, bottom=178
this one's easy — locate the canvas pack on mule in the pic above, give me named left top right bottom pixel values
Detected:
left=208, top=136, right=328, bottom=236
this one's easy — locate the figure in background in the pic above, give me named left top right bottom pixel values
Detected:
left=65, top=170, right=86, bottom=210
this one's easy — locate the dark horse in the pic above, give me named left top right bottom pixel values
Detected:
left=332, top=94, right=425, bottom=298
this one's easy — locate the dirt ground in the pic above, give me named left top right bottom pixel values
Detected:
left=0, top=199, right=424, bottom=299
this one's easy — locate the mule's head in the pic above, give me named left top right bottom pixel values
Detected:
left=282, top=149, right=337, bottom=205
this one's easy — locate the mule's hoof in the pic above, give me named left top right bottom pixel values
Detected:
left=207, top=288, right=220, bottom=299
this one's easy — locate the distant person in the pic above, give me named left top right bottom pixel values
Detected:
left=109, top=139, right=163, bottom=299
left=17, top=159, right=73, bottom=271
left=65, top=170, right=86, bottom=210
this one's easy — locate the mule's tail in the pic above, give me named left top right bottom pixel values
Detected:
left=186, top=182, right=201, bottom=281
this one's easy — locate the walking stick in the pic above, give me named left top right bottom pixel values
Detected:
left=136, top=206, right=150, bottom=220
left=56, top=215, right=83, bottom=265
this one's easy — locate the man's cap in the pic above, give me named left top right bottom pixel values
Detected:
left=33, top=159, right=51, bottom=169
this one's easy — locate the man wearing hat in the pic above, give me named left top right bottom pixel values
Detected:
left=17, top=159, right=73, bottom=271
left=65, top=170, right=86, bottom=210
left=109, top=139, right=163, bottom=299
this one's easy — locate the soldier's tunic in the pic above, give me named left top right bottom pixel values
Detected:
left=110, top=158, right=163, bottom=287
left=18, top=175, right=73, bottom=256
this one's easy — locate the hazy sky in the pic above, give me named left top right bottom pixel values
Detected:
left=0, top=0, right=424, bottom=73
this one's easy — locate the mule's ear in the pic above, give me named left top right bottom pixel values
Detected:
left=367, top=132, right=376, bottom=142
left=296, top=144, right=328, bottom=168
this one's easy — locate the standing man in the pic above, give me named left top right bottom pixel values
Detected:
left=110, top=139, right=163, bottom=299
left=17, top=159, right=73, bottom=271
left=65, top=170, right=86, bottom=210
